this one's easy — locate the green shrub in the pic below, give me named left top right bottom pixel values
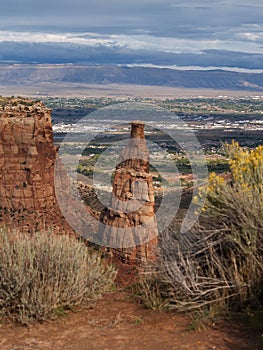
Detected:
left=0, top=228, right=116, bottom=324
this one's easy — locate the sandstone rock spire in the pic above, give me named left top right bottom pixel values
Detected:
left=98, top=121, right=158, bottom=266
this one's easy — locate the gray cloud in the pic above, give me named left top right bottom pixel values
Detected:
left=0, top=0, right=262, bottom=69
left=1, top=1, right=263, bottom=35
left=0, top=41, right=263, bottom=70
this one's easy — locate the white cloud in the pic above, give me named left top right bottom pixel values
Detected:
left=1, top=30, right=263, bottom=56
left=0, top=31, right=118, bottom=47
left=237, top=32, right=262, bottom=41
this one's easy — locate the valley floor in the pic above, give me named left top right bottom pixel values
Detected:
left=0, top=82, right=261, bottom=99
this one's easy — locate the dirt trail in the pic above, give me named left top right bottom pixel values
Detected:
left=0, top=289, right=262, bottom=350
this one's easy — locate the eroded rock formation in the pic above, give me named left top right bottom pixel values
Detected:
left=0, top=99, right=157, bottom=268
left=98, top=121, right=158, bottom=266
left=0, top=97, right=72, bottom=234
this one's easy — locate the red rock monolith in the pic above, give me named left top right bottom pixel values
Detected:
left=98, top=121, right=158, bottom=266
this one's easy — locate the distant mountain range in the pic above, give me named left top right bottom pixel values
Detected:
left=0, top=64, right=263, bottom=91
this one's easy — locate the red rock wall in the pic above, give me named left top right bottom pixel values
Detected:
left=0, top=99, right=72, bottom=234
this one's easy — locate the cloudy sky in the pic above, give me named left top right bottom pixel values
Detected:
left=0, top=0, right=263, bottom=70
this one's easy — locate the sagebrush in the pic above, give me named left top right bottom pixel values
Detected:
left=0, top=228, right=116, bottom=324
left=138, top=142, right=263, bottom=313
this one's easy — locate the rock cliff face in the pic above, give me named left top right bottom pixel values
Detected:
left=99, top=121, right=158, bottom=266
left=0, top=97, right=72, bottom=233
left=0, top=99, right=157, bottom=267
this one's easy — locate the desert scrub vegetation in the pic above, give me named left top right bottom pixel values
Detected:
left=137, top=142, right=263, bottom=314
left=0, top=228, right=116, bottom=324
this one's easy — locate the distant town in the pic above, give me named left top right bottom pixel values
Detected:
left=43, top=95, right=263, bottom=151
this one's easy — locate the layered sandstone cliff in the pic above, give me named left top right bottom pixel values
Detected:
left=0, top=97, right=72, bottom=233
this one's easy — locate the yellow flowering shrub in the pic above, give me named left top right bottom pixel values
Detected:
left=144, top=142, right=263, bottom=314
left=141, top=142, right=263, bottom=314
left=199, top=141, right=263, bottom=306
left=226, top=141, right=263, bottom=187
left=202, top=141, right=263, bottom=218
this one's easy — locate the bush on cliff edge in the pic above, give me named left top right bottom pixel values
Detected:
left=136, top=142, right=263, bottom=314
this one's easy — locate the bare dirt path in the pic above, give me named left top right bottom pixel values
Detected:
left=0, top=288, right=262, bottom=350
